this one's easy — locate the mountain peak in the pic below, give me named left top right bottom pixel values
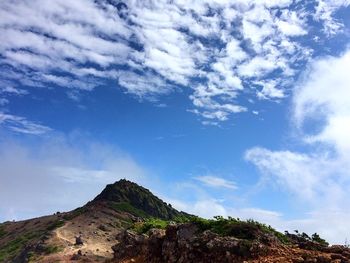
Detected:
left=93, top=179, right=184, bottom=220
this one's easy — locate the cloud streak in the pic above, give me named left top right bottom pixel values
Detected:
left=194, top=175, right=237, bottom=190
left=0, top=112, right=52, bottom=135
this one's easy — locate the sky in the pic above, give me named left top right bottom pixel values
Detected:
left=0, top=0, right=350, bottom=244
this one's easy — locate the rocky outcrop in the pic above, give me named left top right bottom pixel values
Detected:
left=111, top=224, right=350, bottom=263
left=112, top=223, right=269, bottom=263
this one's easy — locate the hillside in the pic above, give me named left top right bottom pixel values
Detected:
left=0, top=179, right=350, bottom=263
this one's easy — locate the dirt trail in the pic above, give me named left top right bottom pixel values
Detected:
left=53, top=221, right=115, bottom=258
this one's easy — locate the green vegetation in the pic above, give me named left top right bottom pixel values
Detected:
left=131, top=216, right=330, bottom=247
left=0, top=231, right=42, bottom=262
left=63, top=207, right=88, bottom=220
left=26, top=245, right=62, bottom=262
left=46, top=220, right=65, bottom=231
left=110, top=202, right=150, bottom=218
left=311, top=233, right=329, bottom=246
left=43, top=245, right=63, bottom=254
left=187, top=216, right=290, bottom=243
left=0, top=225, right=7, bottom=239
left=131, top=215, right=292, bottom=244
left=132, top=218, right=169, bottom=234
left=0, top=219, right=65, bottom=262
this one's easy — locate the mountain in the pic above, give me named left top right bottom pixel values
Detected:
left=0, top=179, right=186, bottom=262
left=93, top=179, right=187, bottom=220
left=0, top=179, right=349, bottom=263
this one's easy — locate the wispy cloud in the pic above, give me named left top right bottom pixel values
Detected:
left=0, top=112, right=52, bottom=135
left=315, top=0, right=350, bottom=35
left=194, top=175, right=237, bottom=190
left=1, top=0, right=348, bottom=124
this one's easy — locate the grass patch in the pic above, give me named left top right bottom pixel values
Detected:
left=0, top=225, right=7, bottom=239
left=0, top=231, right=42, bottom=262
left=46, top=220, right=65, bottom=231
left=63, top=207, right=88, bottom=221
left=110, top=202, right=150, bottom=218
left=43, top=245, right=63, bottom=254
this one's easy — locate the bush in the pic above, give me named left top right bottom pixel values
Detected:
left=132, top=218, right=169, bottom=234
left=188, top=216, right=290, bottom=243
left=312, top=233, right=329, bottom=246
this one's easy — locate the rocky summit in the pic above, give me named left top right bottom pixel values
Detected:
left=0, top=180, right=350, bottom=263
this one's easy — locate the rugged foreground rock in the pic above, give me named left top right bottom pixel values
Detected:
left=111, top=223, right=350, bottom=263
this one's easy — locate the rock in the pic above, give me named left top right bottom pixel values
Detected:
left=75, top=235, right=84, bottom=245
left=316, top=255, right=332, bottom=263
left=111, top=223, right=269, bottom=263
left=176, top=223, right=198, bottom=241
left=71, top=253, right=81, bottom=260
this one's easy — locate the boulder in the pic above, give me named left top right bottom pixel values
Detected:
left=75, top=235, right=84, bottom=245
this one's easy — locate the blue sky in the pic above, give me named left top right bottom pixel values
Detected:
left=1, top=0, right=350, bottom=244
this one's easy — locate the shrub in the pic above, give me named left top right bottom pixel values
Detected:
left=132, top=218, right=169, bottom=234
left=312, top=233, right=329, bottom=246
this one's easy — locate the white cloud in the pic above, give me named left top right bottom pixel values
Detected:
left=0, top=86, right=28, bottom=95
left=315, top=0, right=350, bottom=35
left=256, top=80, right=285, bottom=99
left=276, top=10, right=307, bottom=36
left=118, top=71, right=174, bottom=98
left=245, top=49, right=350, bottom=244
left=0, top=112, right=52, bottom=135
left=0, top=0, right=348, bottom=124
left=294, top=49, right=350, bottom=155
left=194, top=175, right=237, bottom=190
left=166, top=197, right=228, bottom=219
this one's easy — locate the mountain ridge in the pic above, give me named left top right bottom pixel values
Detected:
left=0, top=179, right=348, bottom=263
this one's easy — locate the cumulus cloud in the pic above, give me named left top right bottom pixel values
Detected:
left=0, top=0, right=347, bottom=124
left=245, top=49, right=350, bottom=243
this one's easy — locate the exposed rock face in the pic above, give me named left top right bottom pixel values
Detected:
left=112, top=224, right=350, bottom=263
left=112, top=223, right=268, bottom=263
